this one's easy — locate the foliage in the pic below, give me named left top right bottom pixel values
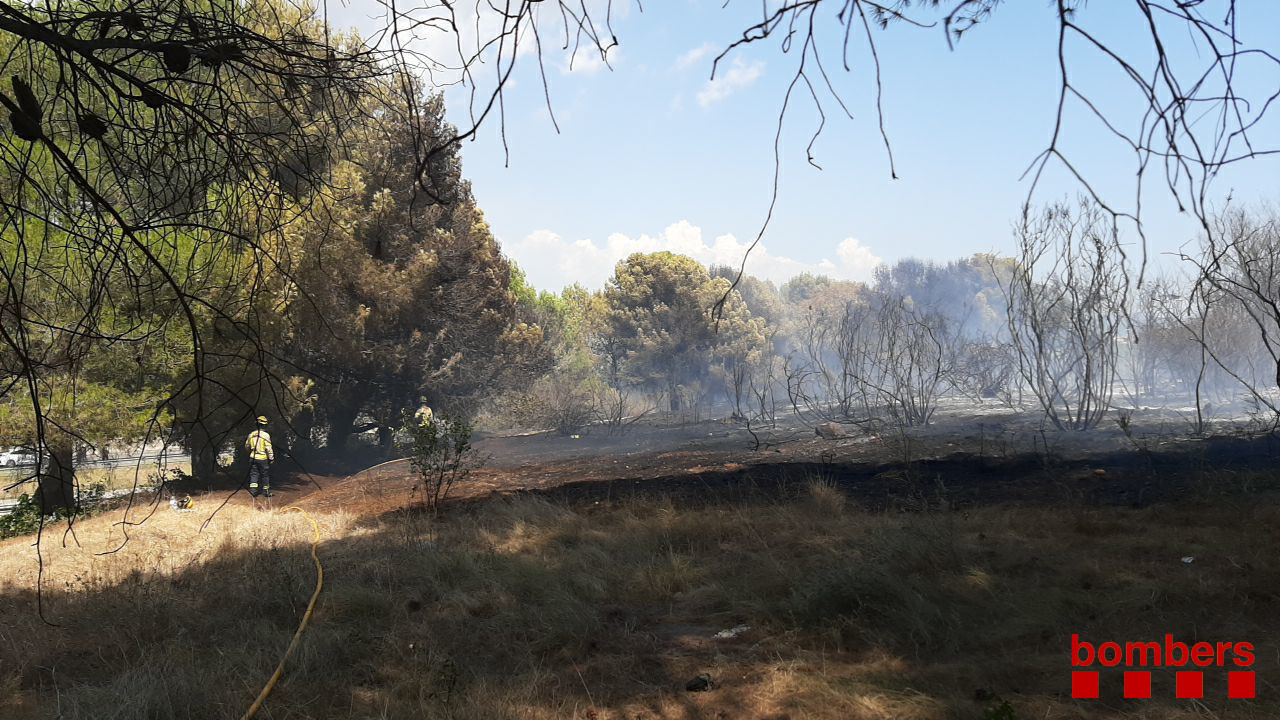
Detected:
left=604, top=252, right=763, bottom=415
left=710, top=265, right=786, bottom=329
left=780, top=272, right=834, bottom=305
left=955, top=338, right=1019, bottom=405
left=709, top=278, right=770, bottom=419
left=0, top=494, right=44, bottom=539
left=0, top=216, right=189, bottom=506
left=506, top=372, right=599, bottom=436
left=873, top=254, right=1011, bottom=338
left=0, top=0, right=385, bottom=496
left=0, top=481, right=107, bottom=539
left=284, top=87, right=550, bottom=454
left=405, top=415, right=481, bottom=514
left=496, top=282, right=606, bottom=434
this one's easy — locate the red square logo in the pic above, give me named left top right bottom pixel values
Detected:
left=1124, top=671, right=1151, bottom=699
left=1229, top=672, right=1255, bottom=699
left=1072, top=671, right=1099, bottom=699
left=1176, top=672, right=1204, bottom=699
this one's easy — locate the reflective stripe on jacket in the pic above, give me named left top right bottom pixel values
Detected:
left=246, top=429, right=274, bottom=461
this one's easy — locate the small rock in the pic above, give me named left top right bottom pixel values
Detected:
left=714, top=624, right=750, bottom=639
left=685, top=674, right=715, bottom=692
left=1092, top=468, right=1106, bottom=477
left=815, top=422, right=848, bottom=440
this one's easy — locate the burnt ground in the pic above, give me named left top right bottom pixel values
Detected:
left=173, top=400, right=1280, bottom=519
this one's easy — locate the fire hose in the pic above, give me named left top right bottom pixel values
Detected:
left=240, top=506, right=325, bottom=720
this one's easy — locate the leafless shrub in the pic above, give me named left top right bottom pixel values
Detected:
left=789, top=291, right=956, bottom=428
left=506, top=374, right=598, bottom=437
left=1180, top=208, right=1280, bottom=425
left=792, top=296, right=879, bottom=425
left=1000, top=200, right=1127, bottom=430
left=1123, top=279, right=1183, bottom=404
left=748, top=349, right=782, bottom=429
left=873, top=297, right=957, bottom=427
left=955, top=337, right=1020, bottom=406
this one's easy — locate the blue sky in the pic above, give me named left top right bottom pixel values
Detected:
left=330, top=1, right=1280, bottom=292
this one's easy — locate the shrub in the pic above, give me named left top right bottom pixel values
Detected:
left=0, top=481, right=106, bottom=538
left=405, top=415, right=483, bottom=513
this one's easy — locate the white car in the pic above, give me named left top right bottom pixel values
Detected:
left=0, top=447, right=36, bottom=468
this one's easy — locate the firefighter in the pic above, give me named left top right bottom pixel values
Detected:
left=245, top=415, right=274, bottom=497
left=414, top=401, right=434, bottom=428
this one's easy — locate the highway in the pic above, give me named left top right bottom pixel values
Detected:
left=0, top=487, right=143, bottom=514
left=1, top=452, right=189, bottom=514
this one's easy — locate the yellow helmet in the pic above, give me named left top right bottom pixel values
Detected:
left=256, top=415, right=269, bottom=425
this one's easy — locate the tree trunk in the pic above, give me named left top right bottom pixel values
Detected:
left=292, top=408, right=316, bottom=460
left=377, top=424, right=394, bottom=455
left=326, top=401, right=359, bottom=454
left=189, top=422, right=219, bottom=483
left=38, top=443, right=75, bottom=514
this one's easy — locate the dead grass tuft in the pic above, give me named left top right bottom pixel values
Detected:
left=805, top=475, right=848, bottom=515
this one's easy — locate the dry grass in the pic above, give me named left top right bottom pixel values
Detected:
left=1, top=481, right=1279, bottom=719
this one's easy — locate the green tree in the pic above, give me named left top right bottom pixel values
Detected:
left=710, top=266, right=786, bottom=329
left=0, top=220, right=189, bottom=510
left=502, top=282, right=612, bottom=435
left=0, top=0, right=386, bottom=495
left=780, top=273, right=834, bottom=305
left=709, top=278, right=770, bottom=419
left=285, top=85, right=549, bottom=454
left=605, top=252, right=763, bottom=414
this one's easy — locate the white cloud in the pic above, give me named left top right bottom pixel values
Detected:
left=504, top=221, right=882, bottom=291
left=674, top=43, right=714, bottom=71
left=696, top=58, right=764, bottom=107
left=836, top=237, right=880, bottom=274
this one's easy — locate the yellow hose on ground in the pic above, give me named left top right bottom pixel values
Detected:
left=241, top=506, right=325, bottom=720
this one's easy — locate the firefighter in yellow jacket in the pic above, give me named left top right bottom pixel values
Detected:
left=414, top=402, right=434, bottom=428
left=246, top=416, right=274, bottom=497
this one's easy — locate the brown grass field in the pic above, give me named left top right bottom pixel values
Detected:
left=2, top=467, right=1278, bottom=719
